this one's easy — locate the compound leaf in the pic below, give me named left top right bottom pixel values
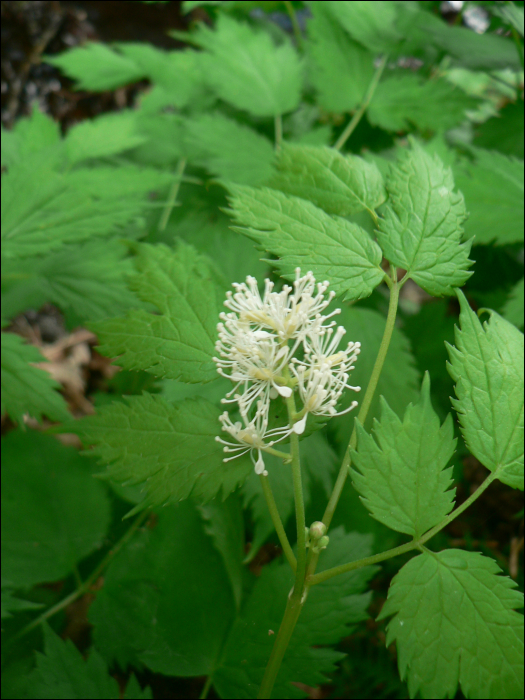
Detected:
left=1, top=431, right=111, bottom=589
left=446, top=291, right=524, bottom=490
left=454, top=148, right=524, bottom=246
left=377, top=140, right=473, bottom=296
left=92, top=242, right=226, bottom=383
left=368, top=72, right=478, bottom=133
left=184, top=14, right=303, bottom=117
left=89, top=502, right=237, bottom=677
left=226, top=185, right=385, bottom=301
left=1, top=333, right=70, bottom=425
left=351, top=373, right=456, bottom=538
left=306, top=1, right=374, bottom=113
left=73, top=394, right=252, bottom=509
left=213, top=528, right=376, bottom=699
left=378, top=549, right=524, bottom=699
left=269, top=143, right=386, bottom=218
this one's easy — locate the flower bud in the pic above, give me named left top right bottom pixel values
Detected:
left=317, top=535, right=329, bottom=550
left=309, top=521, right=327, bottom=540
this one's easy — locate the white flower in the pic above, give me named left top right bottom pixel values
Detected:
left=215, top=401, right=293, bottom=475
left=291, top=363, right=360, bottom=419
left=222, top=268, right=340, bottom=342
left=213, top=324, right=292, bottom=415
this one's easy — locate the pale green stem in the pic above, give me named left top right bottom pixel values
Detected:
left=10, top=509, right=150, bottom=642
left=284, top=0, right=303, bottom=50
left=274, top=114, right=283, bottom=153
left=309, top=471, right=498, bottom=586
left=323, top=274, right=400, bottom=529
left=334, top=54, right=388, bottom=151
left=158, top=158, right=187, bottom=232
left=260, top=474, right=297, bottom=572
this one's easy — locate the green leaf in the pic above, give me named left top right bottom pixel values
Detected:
left=1, top=586, right=43, bottom=619
left=226, top=185, right=385, bottom=301
left=322, top=0, right=402, bottom=53
left=454, top=148, right=524, bottom=246
left=44, top=43, right=146, bottom=91
left=351, top=373, right=456, bottom=538
left=268, top=143, right=386, bottom=218
left=213, top=528, right=376, bottom=698
left=89, top=502, right=237, bottom=676
left=1, top=431, right=111, bottom=589
left=378, top=549, right=524, bottom=700
left=65, top=110, right=146, bottom=164
left=306, top=1, right=374, bottom=113
left=502, top=277, right=524, bottom=330
left=474, top=100, right=524, bottom=159
left=1, top=333, right=70, bottom=425
left=73, top=394, right=252, bottom=508
left=1, top=156, right=171, bottom=259
left=27, top=624, right=152, bottom=699
left=184, top=112, right=275, bottom=185
left=184, top=14, right=303, bottom=117
left=446, top=291, right=524, bottom=490
left=199, top=495, right=245, bottom=611
left=491, top=4, right=524, bottom=36
left=1, top=107, right=60, bottom=168
left=330, top=305, right=420, bottom=441
left=1, top=239, right=138, bottom=324
left=92, top=242, right=225, bottom=383
left=377, top=140, right=473, bottom=296
left=368, top=72, right=478, bottom=133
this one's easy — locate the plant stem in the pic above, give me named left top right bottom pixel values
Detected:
left=11, top=509, right=150, bottom=642
left=199, top=675, right=213, bottom=700
left=309, top=470, right=498, bottom=586
left=323, top=275, right=400, bottom=530
left=284, top=0, right=303, bottom=50
left=257, top=593, right=304, bottom=699
left=260, top=474, right=297, bottom=572
left=285, top=392, right=307, bottom=594
left=334, top=54, right=388, bottom=151
left=274, top=114, right=283, bottom=153
left=158, top=158, right=187, bottom=232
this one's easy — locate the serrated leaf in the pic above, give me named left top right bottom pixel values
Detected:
left=1, top=156, right=171, bottom=259
left=1, top=333, right=70, bottom=425
left=1, top=431, right=111, bottom=589
left=1, top=586, right=43, bottom=619
left=65, top=110, right=146, bottom=164
left=306, top=1, right=374, bottom=113
left=368, top=72, right=479, bottom=133
left=268, top=143, right=386, bottom=218
left=185, top=14, right=303, bottom=117
left=446, top=291, right=524, bottom=489
left=1, top=106, right=60, bottom=168
left=377, top=140, right=473, bottom=296
left=89, top=502, right=237, bottom=676
left=184, top=112, right=275, bottom=185
left=322, top=0, right=402, bottom=53
left=226, top=185, right=385, bottom=301
left=454, top=148, right=524, bottom=246
left=1, top=239, right=138, bottom=324
left=378, top=549, right=524, bottom=699
left=27, top=624, right=151, bottom=699
left=351, top=373, right=456, bottom=538
left=44, top=43, right=147, bottom=91
left=502, top=277, right=524, bottom=330
left=73, top=394, right=252, bottom=508
left=92, top=242, right=225, bottom=383
left=213, top=528, right=376, bottom=699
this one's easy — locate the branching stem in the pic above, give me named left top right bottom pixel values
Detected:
left=158, top=158, right=187, bottom=232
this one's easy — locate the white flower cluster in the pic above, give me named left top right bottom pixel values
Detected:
left=213, top=269, right=361, bottom=475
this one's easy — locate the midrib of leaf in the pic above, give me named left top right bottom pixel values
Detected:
left=405, top=165, right=437, bottom=273
left=431, top=550, right=523, bottom=687
left=234, top=44, right=277, bottom=111
left=316, top=157, right=376, bottom=220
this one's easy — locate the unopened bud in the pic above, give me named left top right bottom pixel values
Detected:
left=317, top=535, right=329, bottom=550
left=309, top=521, right=327, bottom=540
